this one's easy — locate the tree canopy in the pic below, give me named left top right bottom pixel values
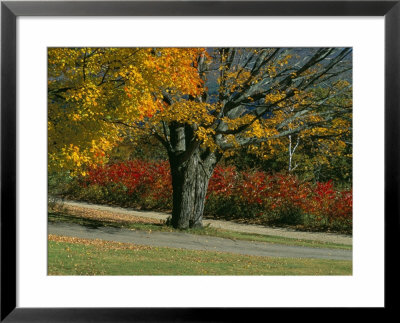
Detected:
left=49, top=47, right=351, bottom=174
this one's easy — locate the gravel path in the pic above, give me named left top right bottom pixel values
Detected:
left=51, top=198, right=352, bottom=245
left=48, top=222, right=352, bottom=260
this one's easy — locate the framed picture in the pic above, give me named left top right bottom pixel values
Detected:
left=1, top=0, right=398, bottom=321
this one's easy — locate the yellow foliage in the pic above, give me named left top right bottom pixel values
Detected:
left=48, top=47, right=207, bottom=174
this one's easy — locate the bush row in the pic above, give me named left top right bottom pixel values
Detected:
left=206, top=166, right=352, bottom=233
left=61, top=159, right=352, bottom=233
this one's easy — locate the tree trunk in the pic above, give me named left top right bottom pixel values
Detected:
left=169, top=149, right=216, bottom=229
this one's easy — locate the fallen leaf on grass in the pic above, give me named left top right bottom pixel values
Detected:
left=48, top=234, right=152, bottom=251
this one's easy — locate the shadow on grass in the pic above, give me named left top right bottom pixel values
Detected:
left=48, top=212, right=165, bottom=231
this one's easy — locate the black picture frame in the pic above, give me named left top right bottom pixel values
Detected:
left=1, top=1, right=398, bottom=321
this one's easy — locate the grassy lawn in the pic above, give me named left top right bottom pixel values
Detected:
left=49, top=210, right=352, bottom=250
left=48, top=235, right=352, bottom=275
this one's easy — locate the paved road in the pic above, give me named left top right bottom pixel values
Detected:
left=48, top=222, right=352, bottom=261
left=52, top=199, right=353, bottom=245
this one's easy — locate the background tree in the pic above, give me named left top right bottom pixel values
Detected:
left=48, top=47, right=352, bottom=229
left=226, top=80, right=352, bottom=185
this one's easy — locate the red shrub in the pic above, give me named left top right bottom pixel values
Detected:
left=78, top=159, right=352, bottom=231
left=84, top=160, right=172, bottom=206
left=207, top=165, right=237, bottom=198
left=302, top=180, right=352, bottom=224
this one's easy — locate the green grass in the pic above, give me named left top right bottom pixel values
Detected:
left=48, top=240, right=352, bottom=276
left=48, top=212, right=352, bottom=250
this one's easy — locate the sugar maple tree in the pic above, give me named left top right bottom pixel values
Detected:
left=48, top=47, right=352, bottom=229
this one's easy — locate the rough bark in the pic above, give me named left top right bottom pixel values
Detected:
left=169, top=148, right=217, bottom=229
